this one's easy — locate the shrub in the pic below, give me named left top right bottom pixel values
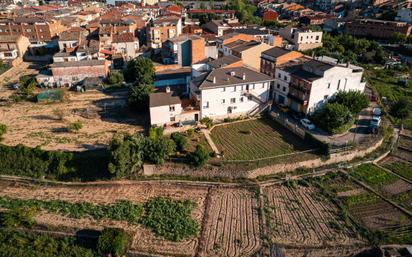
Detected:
left=142, top=197, right=199, bottom=241
left=52, top=108, right=65, bottom=121
left=0, top=123, right=6, bottom=139
left=331, top=90, right=369, bottom=115
left=186, top=128, right=194, bottom=137
left=108, top=134, right=144, bottom=178
left=68, top=120, right=83, bottom=133
left=142, top=137, right=175, bottom=165
left=171, top=132, right=187, bottom=152
left=200, top=117, right=213, bottom=129
left=1, top=207, right=37, bottom=228
left=390, top=97, right=410, bottom=120
left=97, top=228, right=129, bottom=257
left=187, top=144, right=209, bottom=167
left=148, top=126, right=163, bottom=140
left=107, top=70, right=124, bottom=85
left=310, top=103, right=352, bottom=134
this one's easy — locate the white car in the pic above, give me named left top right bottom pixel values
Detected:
left=300, top=118, right=315, bottom=130
left=372, top=107, right=381, bottom=116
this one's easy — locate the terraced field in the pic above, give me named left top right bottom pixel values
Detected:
left=263, top=184, right=361, bottom=247
left=210, top=119, right=315, bottom=160
left=198, top=188, right=261, bottom=257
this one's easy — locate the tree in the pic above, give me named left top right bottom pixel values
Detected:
left=187, top=145, right=209, bottom=167
left=128, top=83, right=152, bottom=111
left=392, top=32, right=407, bottom=44
left=171, top=132, right=187, bottom=152
left=390, top=97, right=410, bottom=120
left=331, top=90, right=369, bottom=115
left=107, top=70, right=124, bottom=85
left=108, top=134, right=144, bottom=178
left=0, top=123, right=6, bottom=139
left=148, top=126, right=164, bottom=140
left=1, top=207, right=37, bottom=228
left=97, top=228, right=129, bottom=257
left=124, top=57, right=155, bottom=84
left=311, top=103, right=352, bottom=134
left=142, top=137, right=175, bottom=165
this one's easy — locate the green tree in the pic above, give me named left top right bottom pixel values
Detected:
left=142, top=137, right=175, bottom=165
left=390, top=97, right=410, bottom=120
left=188, top=144, right=209, bottom=167
left=108, top=134, right=144, bottom=178
left=124, top=57, right=155, bottom=84
left=67, top=120, right=83, bottom=133
left=97, top=228, right=129, bottom=257
left=311, top=103, right=352, bottom=134
left=148, top=126, right=164, bottom=140
left=171, top=132, right=187, bottom=152
left=1, top=207, right=37, bottom=228
left=331, top=90, right=369, bottom=115
left=107, top=70, right=124, bottom=85
left=392, top=32, right=407, bottom=43
left=128, top=83, right=152, bottom=111
left=0, top=123, right=6, bottom=139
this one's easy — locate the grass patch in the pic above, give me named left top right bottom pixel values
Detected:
left=210, top=118, right=315, bottom=160
left=384, top=161, right=412, bottom=180
left=343, top=193, right=380, bottom=208
left=351, top=164, right=398, bottom=186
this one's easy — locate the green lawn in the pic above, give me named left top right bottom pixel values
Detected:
left=384, top=161, right=412, bottom=181
left=210, top=119, right=315, bottom=160
left=351, top=164, right=398, bottom=186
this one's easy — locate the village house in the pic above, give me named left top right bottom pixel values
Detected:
left=161, top=35, right=205, bottom=66
left=260, top=47, right=304, bottom=77
left=0, top=34, right=30, bottom=60
left=146, top=16, right=182, bottom=48
left=279, top=26, right=323, bottom=51
left=111, top=32, right=139, bottom=61
left=345, top=19, right=412, bottom=39
left=222, top=40, right=272, bottom=70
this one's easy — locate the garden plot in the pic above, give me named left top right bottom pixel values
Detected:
left=198, top=188, right=261, bottom=257
left=0, top=89, right=144, bottom=151
left=263, top=184, right=360, bottom=247
left=210, top=119, right=316, bottom=160
left=380, top=156, right=412, bottom=181
left=0, top=180, right=209, bottom=256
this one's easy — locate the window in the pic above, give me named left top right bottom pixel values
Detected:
left=277, top=83, right=280, bottom=89
left=221, top=99, right=225, bottom=104
left=253, top=84, right=255, bottom=89
left=222, top=87, right=225, bottom=92
left=316, top=35, right=319, bottom=40
left=327, top=83, right=331, bottom=89
left=337, top=79, right=341, bottom=90
left=240, top=97, right=244, bottom=102
left=203, top=101, right=209, bottom=109
left=262, top=84, right=265, bottom=88
left=283, top=86, right=286, bottom=92
left=284, top=75, right=287, bottom=81
left=169, top=106, right=175, bottom=112
left=233, top=86, right=236, bottom=92
left=170, top=117, right=175, bottom=122
left=278, top=73, right=281, bottom=78
left=324, top=95, right=328, bottom=100
left=230, top=98, right=236, bottom=103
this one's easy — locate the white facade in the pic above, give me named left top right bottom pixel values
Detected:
left=200, top=82, right=270, bottom=120
left=279, top=27, right=323, bottom=51
left=150, top=103, right=182, bottom=126
left=112, top=41, right=139, bottom=61
left=273, top=69, right=290, bottom=105
left=306, top=66, right=365, bottom=113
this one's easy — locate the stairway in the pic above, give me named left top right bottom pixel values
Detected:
left=248, top=101, right=272, bottom=117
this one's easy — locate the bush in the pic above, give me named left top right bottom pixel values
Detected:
left=331, top=90, right=369, bottom=115
left=142, top=137, right=175, bottom=165
left=187, top=144, right=209, bottom=167
left=0, top=123, right=6, bottom=139
left=390, top=97, right=410, bottom=120
left=97, top=228, right=129, bottom=257
left=171, top=132, right=187, bottom=152
left=142, top=197, right=199, bottom=241
left=108, top=134, right=144, bottom=178
left=148, top=126, right=163, bottom=140
left=1, top=207, right=37, bottom=228
left=310, top=103, right=352, bottom=134
left=68, top=120, right=83, bottom=133
left=186, top=128, right=194, bottom=137
left=107, top=70, right=124, bottom=85
left=200, top=117, right=213, bottom=129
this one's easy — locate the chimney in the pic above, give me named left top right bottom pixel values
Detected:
left=166, top=86, right=170, bottom=93
left=242, top=73, right=246, bottom=80
left=212, top=76, right=216, bottom=84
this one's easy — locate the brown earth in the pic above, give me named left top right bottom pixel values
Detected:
left=382, top=180, right=412, bottom=195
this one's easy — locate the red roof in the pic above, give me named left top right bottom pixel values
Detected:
left=188, top=9, right=236, bottom=14
left=112, top=33, right=137, bottom=43
left=165, top=4, right=182, bottom=14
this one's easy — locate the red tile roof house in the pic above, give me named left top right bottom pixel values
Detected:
left=262, top=9, right=279, bottom=22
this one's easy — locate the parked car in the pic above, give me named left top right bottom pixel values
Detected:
left=300, top=118, right=315, bottom=130
left=372, top=107, right=381, bottom=116
left=370, top=116, right=381, bottom=127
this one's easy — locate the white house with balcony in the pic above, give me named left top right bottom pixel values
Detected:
left=190, top=66, right=275, bottom=120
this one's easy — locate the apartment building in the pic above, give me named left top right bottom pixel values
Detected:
left=345, top=19, right=412, bottom=39
left=0, top=35, right=30, bottom=60
left=260, top=47, right=303, bottom=77
left=202, top=19, right=244, bottom=36
left=216, top=32, right=255, bottom=56
left=112, top=32, right=139, bottom=61
left=147, top=17, right=182, bottom=48
left=224, top=40, right=272, bottom=70
left=190, top=66, right=275, bottom=120
left=279, top=26, right=323, bottom=51
left=272, top=56, right=365, bottom=114
left=58, top=28, right=88, bottom=53
left=161, top=35, right=205, bottom=66
left=0, top=17, right=66, bottom=43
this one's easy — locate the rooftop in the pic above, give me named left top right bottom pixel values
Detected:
left=207, top=55, right=242, bottom=69
left=198, top=66, right=273, bottom=89
left=112, top=33, right=137, bottom=43
left=149, top=92, right=181, bottom=107
left=262, top=47, right=291, bottom=58
left=51, top=60, right=106, bottom=68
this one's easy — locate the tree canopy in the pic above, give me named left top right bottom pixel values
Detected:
left=311, top=103, right=352, bottom=134
left=390, top=97, right=410, bottom=120
left=331, top=90, right=369, bottom=115
left=124, top=57, right=155, bottom=84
